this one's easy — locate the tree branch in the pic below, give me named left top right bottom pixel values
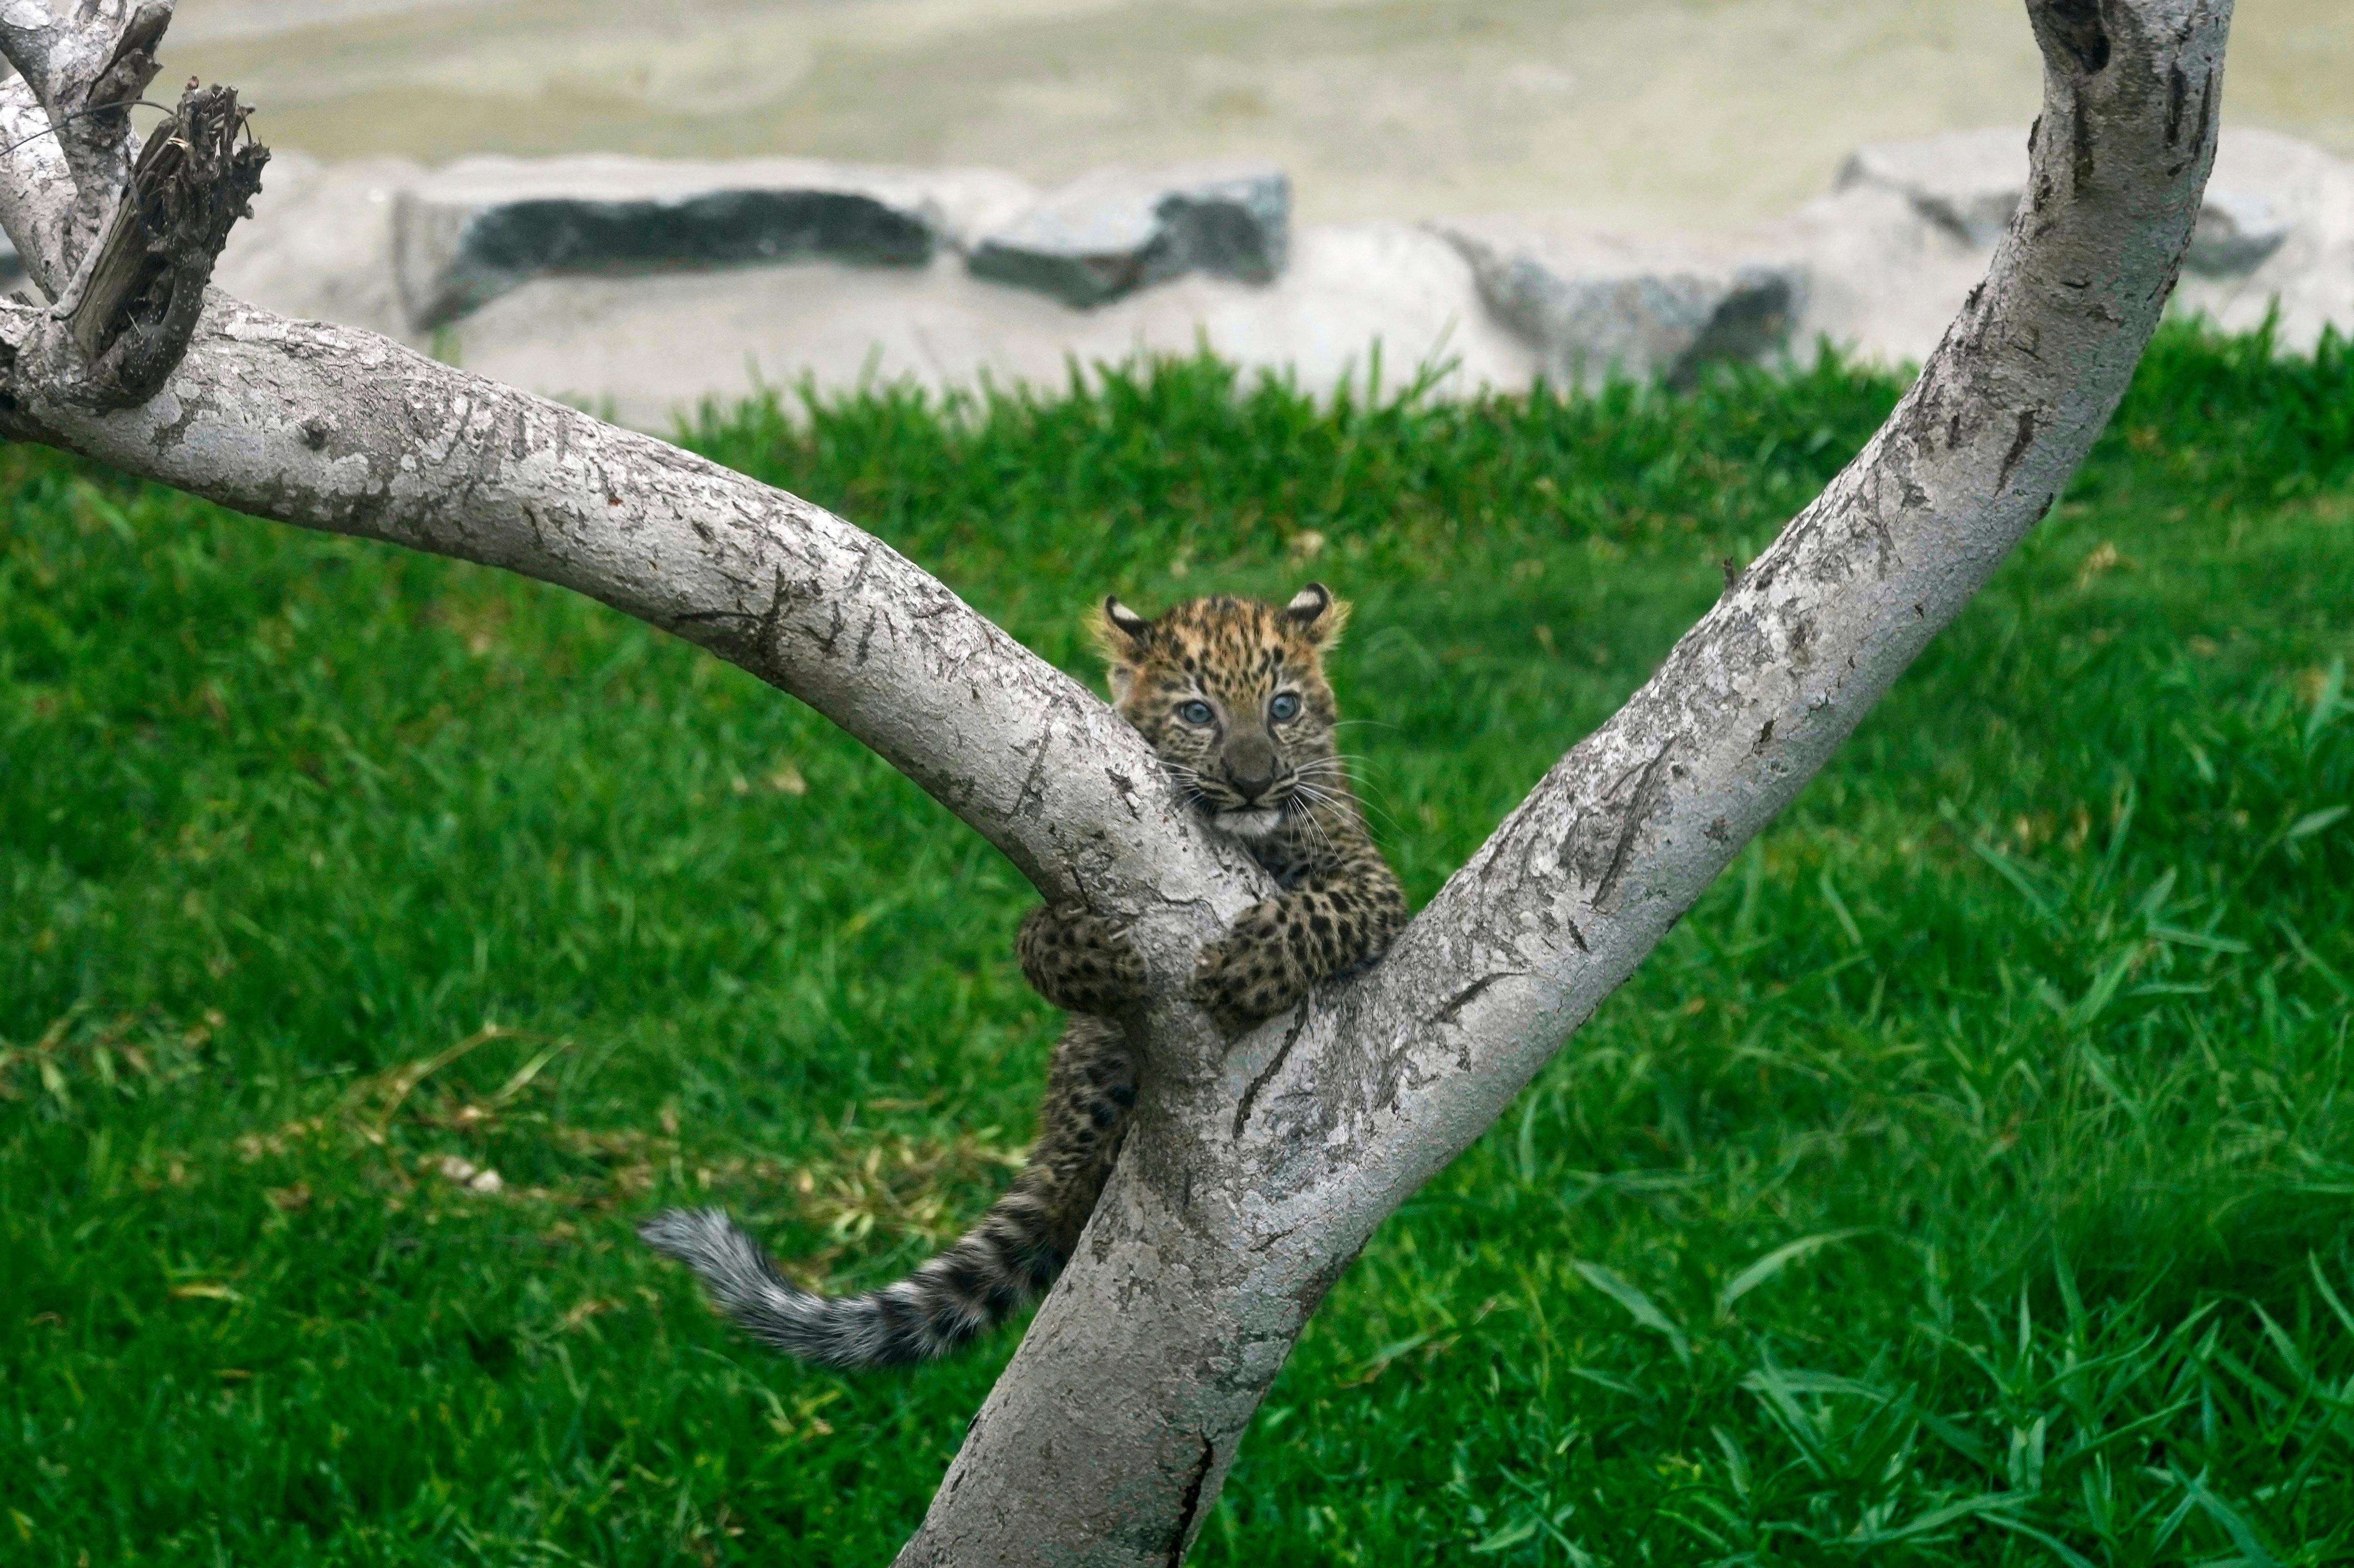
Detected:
left=900, top=1, right=2232, bottom=1560
left=0, top=285, right=1266, bottom=994
left=0, top=74, right=79, bottom=296
left=0, top=0, right=171, bottom=273
left=0, top=0, right=1262, bottom=976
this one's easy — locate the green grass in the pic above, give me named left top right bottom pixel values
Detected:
left=5, top=324, right=2353, bottom=1565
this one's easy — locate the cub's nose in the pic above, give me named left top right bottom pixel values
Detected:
left=1225, top=736, right=1280, bottom=802
left=1229, top=766, right=1279, bottom=803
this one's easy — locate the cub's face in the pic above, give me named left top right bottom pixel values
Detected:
left=1096, top=584, right=1348, bottom=841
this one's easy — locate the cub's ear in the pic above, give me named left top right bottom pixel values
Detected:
left=1094, top=594, right=1153, bottom=657
left=1093, top=595, right=1153, bottom=702
left=1281, top=581, right=1350, bottom=648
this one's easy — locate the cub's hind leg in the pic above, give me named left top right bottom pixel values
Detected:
left=889, top=1015, right=1139, bottom=1345
left=1024, top=1015, right=1141, bottom=1257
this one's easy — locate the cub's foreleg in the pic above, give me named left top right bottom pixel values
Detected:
left=1018, top=904, right=1149, bottom=1016
left=1189, top=854, right=1406, bottom=1035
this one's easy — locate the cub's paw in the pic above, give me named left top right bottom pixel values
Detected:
left=1187, top=901, right=1307, bottom=1036
left=1019, top=904, right=1148, bottom=1014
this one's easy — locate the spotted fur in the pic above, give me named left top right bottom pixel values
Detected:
left=640, top=584, right=1405, bottom=1367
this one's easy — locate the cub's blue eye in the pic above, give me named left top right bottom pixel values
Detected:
left=1269, top=692, right=1303, bottom=722
left=1178, top=701, right=1215, bottom=726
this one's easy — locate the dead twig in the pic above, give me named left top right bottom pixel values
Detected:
left=48, top=78, right=267, bottom=406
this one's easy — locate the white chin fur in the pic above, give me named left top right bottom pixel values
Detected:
left=1211, top=808, right=1285, bottom=840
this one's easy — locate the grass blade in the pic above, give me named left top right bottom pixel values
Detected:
left=1571, top=1261, right=1689, bottom=1365
left=1715, top=1230, right=1869, bottom=1321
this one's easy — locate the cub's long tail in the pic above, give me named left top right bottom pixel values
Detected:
left=639, top=1018, right=1135, bottom=1369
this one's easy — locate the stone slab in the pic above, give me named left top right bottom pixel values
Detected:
left=1823, top=125, right=2352, bottom=358
left=440, top=220, right=1531, bottom=430
left=1758, top=183, right=1989, bottom=369
left=967, top=163, right=1289, bottom=308
left=188, top=126, right=2354, bottom=433
left=1836, top=124, right=2297, bottom=276
left=213, top=148, right=423, bottom=340
left=1433, top=214, right=1806, bottom=386
left=1832, top=126, right=2028, bottom=249
left=391, top=154, right=1037, bottom=329
left=2172, top=128, right=2354, bottom=351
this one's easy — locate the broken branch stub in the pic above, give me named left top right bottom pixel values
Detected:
left=0, top=0, right=269, bottom=412
left=56, top=80, right=268, bottom=404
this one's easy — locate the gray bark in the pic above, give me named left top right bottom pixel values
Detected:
left=0, top=0, right=169, bottom=279
left=0, top=0, right=2231, bottom=1562
left=0, top=71, right=80, bottom=296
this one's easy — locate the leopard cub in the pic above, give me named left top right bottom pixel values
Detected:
left=642, top=584, right=1405, bottom=1367
left=1080, top=581, right=1406, bottom=1032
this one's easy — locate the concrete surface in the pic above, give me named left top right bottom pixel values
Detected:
left=173, top=0, right=2354, bottom=230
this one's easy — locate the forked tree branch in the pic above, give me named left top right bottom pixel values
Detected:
left=898, top=1, right=2232, bottom=1560
left=0, top=0, right=2230, bottom=1562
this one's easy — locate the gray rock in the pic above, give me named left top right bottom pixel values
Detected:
left=967, top=163, right=1289, bottom=308
left=443, top=221, right=1533, bottom=432
left=392, top=155, right=1035, bottom=329
left=1755, top=183, right=1988, bottom=371
left=1833, top=127, right=2026, bottom=248
left=2186, top=182, right=2289, bottom=275
left=1836, top=125, right=2293, bottom=276
left=214, top=149, right=423, bottom=341
left=2172, top=128, right=2354, bottom=350
left=177, top=129, right=2353, bottom=423
left=1433, top=215, right=1805, bottom=386
left=1791, top=127, right=2354, bottom=364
